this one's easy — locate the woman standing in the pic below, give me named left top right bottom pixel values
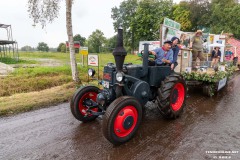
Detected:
left=211, top=47, right=221, bottom=68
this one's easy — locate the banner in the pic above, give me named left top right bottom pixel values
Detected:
left=138, top=41, right=160, bottom=53
left=161, top=18, right=182, bottom=45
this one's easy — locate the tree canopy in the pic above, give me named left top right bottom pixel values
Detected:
left=73, top=34, right=86, bottom=46
left=37, top=42, right=49, bottom=52
left=88, top=29, right=107, bottom=53
left=111, top=0, right=240, bottom=51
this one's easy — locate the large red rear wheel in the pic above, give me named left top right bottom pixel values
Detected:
left=157, top=73, right=186, bottom=119
left=70, top=86, right=100, bottom=122
left=102, top=96, right=142, bottom=145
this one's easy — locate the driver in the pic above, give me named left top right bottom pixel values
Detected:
left=149, top=40, right=173, bottom=69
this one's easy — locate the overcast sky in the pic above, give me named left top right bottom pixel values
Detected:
left=0, top=0, right=180, bottom=48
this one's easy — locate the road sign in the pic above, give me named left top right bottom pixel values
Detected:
left=80, top=47, right=88, bottom=55
left=88, top=54, right=98, bottom=66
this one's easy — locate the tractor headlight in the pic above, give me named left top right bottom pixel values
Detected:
left=116, top=72, right=124, bottom=82
left=88, top=68, right=95, bottom=77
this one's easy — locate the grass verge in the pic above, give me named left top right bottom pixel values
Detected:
left=0, top=83, right=75, bottom=116
left=0, top=52, right=142, bottom=116
left=0, top=57, right=37, bottom=64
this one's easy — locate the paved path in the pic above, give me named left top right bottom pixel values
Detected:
left=0, top=76, right=240, bottom=160
left=0, top=62, right=14, bottom=76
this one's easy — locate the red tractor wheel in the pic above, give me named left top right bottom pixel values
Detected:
left=157, top=73, right=186, bottom=119
left=102, top=96, right=142, bottom=145
left=70, top=86, right=100, bottom=122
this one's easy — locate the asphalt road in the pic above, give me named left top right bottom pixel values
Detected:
left=1, top=75, right=240, bottom=160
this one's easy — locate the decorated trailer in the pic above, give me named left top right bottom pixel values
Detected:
left=158, top=18, right=238, bottom=96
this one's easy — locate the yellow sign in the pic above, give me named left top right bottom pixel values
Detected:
left=209, top=35, right=214, bottom=44
left=80, top=47, right=88, bottom=55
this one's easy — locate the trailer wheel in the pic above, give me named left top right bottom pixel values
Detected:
left=157, top=73, right=186, bottom=119
left=70, top=86, right=100, bottom=122
left=102, top=96, right=142, bottom=145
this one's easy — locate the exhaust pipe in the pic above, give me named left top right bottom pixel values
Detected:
left=142, top=43, right=150, bottom=77
left=112, top=27, right=127, bottom=72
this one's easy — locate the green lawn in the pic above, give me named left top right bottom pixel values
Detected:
left=0, top=52, right=142, bottom=115
left=0, top=52, right=142, bottom=97
left=19, top=52, right=142, bottom=65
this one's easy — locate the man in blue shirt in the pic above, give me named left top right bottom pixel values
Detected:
left=149, top=40, right=173, bottom=68
left=171, top=37, right=180, bottom=70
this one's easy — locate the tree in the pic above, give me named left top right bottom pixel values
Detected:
left=21, top=45, right=33, bottom=52
left=188, top=0, right=211, bottom=31
left=73, top=34, right=86, bottom=46
left=111, top=0, right=138, bottom=52
left=28, top=0, right=80, bottom=82
left=57, top=42, right=65, bottom=52
left=37, top=42, right=49, bottom=52
left=172, top=1, right=192, bottom=31
left=88, top=29, right=106, bottom=53
left=134, top=0, right=173, bottom=41
left=106, top=35, right=117, bottom=52
left=210, top=0, right=240, bottom=37
left=61, top=44, right=67, bottom=53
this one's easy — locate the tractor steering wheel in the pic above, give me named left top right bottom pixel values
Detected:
left=139, top=50, right=156, bottom=66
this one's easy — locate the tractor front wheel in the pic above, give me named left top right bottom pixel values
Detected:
left=102, top=96, right=142, bottom=145
left=157, top=73, right=186, bottom=119
left=70, top=86, right=100, bottom=123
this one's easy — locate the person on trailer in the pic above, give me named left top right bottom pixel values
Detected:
left=211, top=46, right=221, bottom=68
left=171, top=36, right=180, bottom=70
left=225, top=48, right=233, bottom=61
left=149, top=40, right=174, bottom=69
left=189, top=30, right=205, bottom=69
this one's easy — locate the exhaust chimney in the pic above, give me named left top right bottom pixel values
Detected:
left=112, top=27, right=127, bottom=71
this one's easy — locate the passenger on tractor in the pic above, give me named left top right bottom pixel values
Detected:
left=149, top=40, right=173, bottom=68
left=171, top=36, right=180, bottom=70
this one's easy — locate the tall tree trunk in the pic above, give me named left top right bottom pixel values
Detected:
left=66, top=0, right=80, bottom=82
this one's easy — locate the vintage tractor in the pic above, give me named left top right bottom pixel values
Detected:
left=70, top=28, right=186, bottom=145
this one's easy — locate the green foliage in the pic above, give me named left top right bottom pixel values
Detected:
left=73, top=34, right=86, bottom=46
left=0, top=57, right=36, bottom=64
left=88, top=29, right=107, bottom=53
left=105, top=35, right=117, bottom=52
left=21, top=45, right=34, bottom=52
left=172, top=1, right=192, bottom=31
left=61, top=44, right=66, bottom=53
left=134, top=0, right=173, bottom=41
left=188, top=0, right=211, bottom=31
left=182, top=66, right=237, bottom=82
left=37, top=42, right=49, bottom=52
left=111, top=0, right=138, bottom=52
left=210, top=1, right=240, bottom=37
left=57, top=43, right=65, bottom=52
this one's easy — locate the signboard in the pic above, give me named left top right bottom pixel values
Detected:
left=66, top=41, right=80, bottom=48
left=163, top=18, right=181, bottom=30
left=138, top=41, right=160, bottom=53
left=161, top=18, right=181, bottom=45
left=218, top=77, right=227, bottom=91
left=80, top=47, right=88, bottom=55
left=88, top=54, right=99, bottom=66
